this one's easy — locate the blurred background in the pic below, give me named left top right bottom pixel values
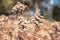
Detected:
left=0, top=0, right=60, bottom=21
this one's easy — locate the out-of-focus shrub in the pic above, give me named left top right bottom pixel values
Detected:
left=43, top=11, right=49, bottom=19
left=2, top=0, right=14, bottom=8
left=0, top=0, right=14, bottom=15
left=53, top=6, right=60, bottom=21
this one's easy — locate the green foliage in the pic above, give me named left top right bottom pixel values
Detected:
left=53, top=6, right=60, bottom=21
left=0, top=0, right=14, bottom=14
left=44, top=11, right=49, bottom=19
left=2, top=0, right=14, bottom=8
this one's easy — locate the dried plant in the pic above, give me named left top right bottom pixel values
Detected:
left=0, top=2, right=60, bottom=40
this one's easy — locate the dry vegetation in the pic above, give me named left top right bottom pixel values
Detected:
left=0, top=2, right=60, bottom=40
